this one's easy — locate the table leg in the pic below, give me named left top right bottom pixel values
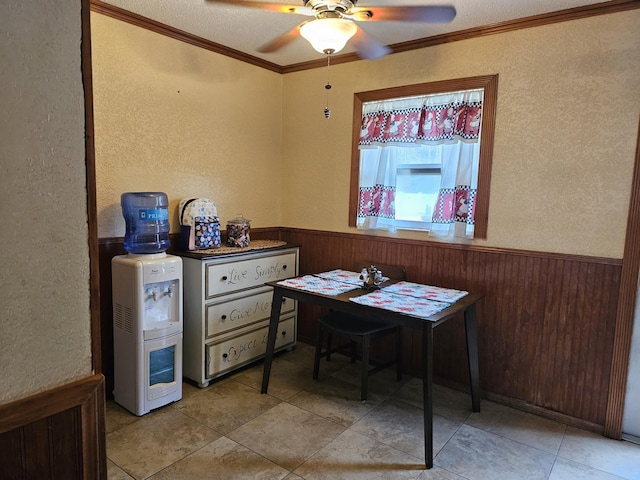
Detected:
left=422, top=324, right=434, bottom=469
left=464, top=304, right=481, bottom=412
left=261, top=289, right=284, bottom=394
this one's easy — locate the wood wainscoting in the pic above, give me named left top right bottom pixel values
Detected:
left=98, top=227, right=621, bottom=431
left=0, top=374, right=106, bottom=479
left=277, top=228, right=622, bottom=432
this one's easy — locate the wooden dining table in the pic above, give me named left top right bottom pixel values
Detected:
left=260, top=271, right=483, bottom=469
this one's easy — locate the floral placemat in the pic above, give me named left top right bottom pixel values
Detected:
left=277, top=275, right=359, bottom=296
left=381, top=281, right=468, bottom=303
left=349, top=290, right=452, bottom=320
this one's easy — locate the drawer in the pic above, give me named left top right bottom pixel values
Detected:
left=205, top=251, right=296, bottom=299
left=205, top=288, right=295, bottom=338
left=206, top=316, right=295, bottom=378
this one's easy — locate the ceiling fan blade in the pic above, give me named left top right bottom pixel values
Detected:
left=206, top=0, right=315, bottom=16
left=256, top=22, right=307, bottom=53
left=350, top=5, right=456, bottom=23
left=350, top=27, right=392, bottom=60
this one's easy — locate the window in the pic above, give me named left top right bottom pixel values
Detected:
left=360, top=144, right=443, bottom=231
left=349, top=75, right=498, bottom=239
left=395, top=161, right=441, bottom=231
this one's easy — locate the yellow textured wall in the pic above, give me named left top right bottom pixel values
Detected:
left=282, top=11, right=640, bottom=258
left=0, top=0, right=92, bottom=403
left=91, top=14, right=284, bottom=238
left=93, top=10, right=639, bottom=259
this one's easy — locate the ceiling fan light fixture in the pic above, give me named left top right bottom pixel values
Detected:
left=300, top=18, right=357, bottom=55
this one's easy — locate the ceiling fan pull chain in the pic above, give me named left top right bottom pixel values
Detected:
left=324, top=54, right=332, bottom=119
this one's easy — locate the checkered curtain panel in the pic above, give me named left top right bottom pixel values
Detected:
left=357, top=89, right=483, bottom=238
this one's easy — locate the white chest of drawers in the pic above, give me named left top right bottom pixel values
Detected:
left=180, top=246, right=299, bottom=387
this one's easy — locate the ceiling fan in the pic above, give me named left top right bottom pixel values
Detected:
left=207, top=0, right=457, bottom=60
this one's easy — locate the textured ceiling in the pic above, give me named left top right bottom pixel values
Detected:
left=96, top=0, right=613, bottom=67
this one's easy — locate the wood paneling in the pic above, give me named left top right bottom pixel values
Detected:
left=278, top=228, right=622, bottom=429
left=0, top=375, right=106, bottom=480
left=98, top=227, right=622, bottom=429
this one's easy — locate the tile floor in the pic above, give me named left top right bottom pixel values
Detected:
left=106, top=343, right=640, bottom=480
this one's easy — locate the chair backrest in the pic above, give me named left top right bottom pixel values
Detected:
left=355, top=261, right=407, bottom=281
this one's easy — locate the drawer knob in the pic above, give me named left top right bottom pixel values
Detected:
left=221, top=275, right=228, bottom=281
left=283, top=265, right=287, bottom=270
left=221, top=315, right=227, bottom=320
left=222, top=353, right=228, bottom=359
left=281, top=331, right=286, bottom=336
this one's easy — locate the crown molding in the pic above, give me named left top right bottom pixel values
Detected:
left=90, top=0, right=640, bottom=74
left=89, top=0, right=283, bottom=73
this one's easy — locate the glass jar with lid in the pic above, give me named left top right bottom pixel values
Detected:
left=226, top=214, right=250, bottom=247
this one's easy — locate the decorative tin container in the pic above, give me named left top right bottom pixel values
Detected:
left=226, top=213, right=250, bottom=247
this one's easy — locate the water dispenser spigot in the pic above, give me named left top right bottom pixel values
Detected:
left=167, top=285, right=174, bottom=298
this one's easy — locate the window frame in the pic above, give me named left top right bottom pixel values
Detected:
left=349, top=74, right=499, bottom=239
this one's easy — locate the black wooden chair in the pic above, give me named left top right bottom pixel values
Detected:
left=312, top=262, right=406, bottom=401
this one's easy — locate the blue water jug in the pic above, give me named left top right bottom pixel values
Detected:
left=121, top=192, right=171, bottom=254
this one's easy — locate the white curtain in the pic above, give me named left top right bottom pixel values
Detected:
left=356, top=89, right=483, bottom=239
left=429, top=141, right=479, bottom=239
left=357, top=147, right=398, bottom=231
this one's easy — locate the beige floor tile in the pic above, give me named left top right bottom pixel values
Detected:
left=232, top=353, right=318, bottom=400
left=465, top=400, right=567, bottom=454
left=329, top=361, right=409, bottom=397
left=180, top=378, right=209, bottom=399
left=415, top=467, right=469, bottom=479
left=107, top=459, right=134, bottom=480
left=351, top=398, right=461, bottom=459
left=227, top=402, right=346, bottom=471
left=287, top=376, right=384, bottom=427
left=106, top=407, right=220, bottom=479
left=394, top=377, right=427, bottom=409
left=105, top=341, right=640, bottom=480
left=105, top=400, right=141, bottom=434
left=174, top=378, right=281, bottom=434
left=558, top=427, right=640, bottom=480
left=435, top=424, right=555, bottom=480
left=279, top=342, right=318, bottom=366
left=549, top=457, right=629, bottom=479
left=148, top=436, right=289, bottom=480
left=307, top=349, right=361, bottom=377
left=395, top=379, right=474, bottom=424
left=292, top=429, right=424, bottom=480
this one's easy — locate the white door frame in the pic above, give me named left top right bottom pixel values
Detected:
left=622, top=279, right=640, bottom=443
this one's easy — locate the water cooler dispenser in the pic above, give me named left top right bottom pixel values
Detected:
left=112, top=192, right=183, bottom=416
